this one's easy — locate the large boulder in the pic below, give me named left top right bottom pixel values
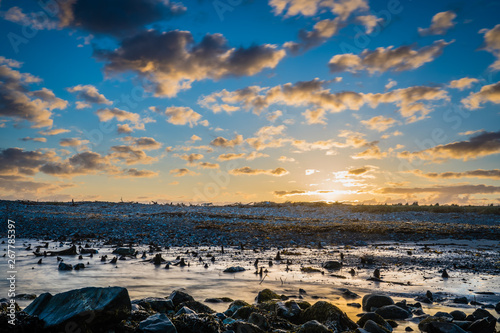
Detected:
left=132, top=297, right=174, bottom=313
left=297, top=320, right=331, bottom=333
left=139, top=313, right=177, bottom=333
left=364, top=319, right=391, bottom=333
left=167, top=290, right=195, bottom=308
left=362, top=294, right=394, bottom=311
left=255, top=289, right=281, bottom=303
left=425, top=321, right=468, bottom=333
left=357, top=312, right=392, bottom=332
left=300, top=301, right=357, bottom=331
left=375, top=305, right=411, bottom=320
left=23, top=287, right=131, bottom=330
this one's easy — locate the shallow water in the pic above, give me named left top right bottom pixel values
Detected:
left=1, top=238, right=499, bottom=332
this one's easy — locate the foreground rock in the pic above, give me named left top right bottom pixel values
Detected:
left=139, top=313, right=177, bottom=333
left=362, top=294, right=395, bottom=311
left=23, top=286, right=131, bottom=330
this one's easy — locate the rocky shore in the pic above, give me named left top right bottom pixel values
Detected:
left=1, top=286, right=499, bottom=332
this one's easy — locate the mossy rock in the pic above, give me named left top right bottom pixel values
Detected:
left=357, top=312, right=392, bottom=331
left=233, top=305, right=259, bottom=320
left=300, top=301, right=357, bottom=331
left=256, top=289, right=281, bottom=303
left=418, top=316, right=450, bottom=332
left=176, top=301, right=215, bottom=314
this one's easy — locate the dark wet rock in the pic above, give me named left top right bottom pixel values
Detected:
left=226, top=321, right=263, bottom=333
left=434, top=312, right=453, bottom=319
left=112, top=247, right=135, bottom=256
left=256, top=289, right=280, bottom=303
left=167, top=290, right=195, bottom=308
left=23, top=287, right=131, bottom=330
left=204, top=297, right=233, bottom=303
left=425, top=321, right=468, bottom=333
left=340, top=288, right=360, bottom=299
left=364, top=319, right=391, bottom=333
left=347, top=302, right=361, bottom=308
left=386, top=319, right=398, bottom=328
left=177, top=301, right=215, bottom=314
left=405, top=327, right=414, bottom=331
left=426, top=290, right=433, bottom=301
left=248, top=312, right=270, bottom=331
left=449, top=310, right=466, bottom=321
left=362, top=294, right=394, bottom=311
left=323, top=261, right=342, bottom=270
left=467, top=317, right=496, bottom=333
left=418, top=316, right=452, bottom=332
left=471, top=308, right=496, bottom=322
left=132, top=297, right=175, bottom=313
left=171, top=313, right=223, bottom=333
left=452, top=297, right=468, bottom=304
left=223, top=266, right=245, bottom=273
left=441, top=269, right=449, bottom=278
left=415, top=295, right=433, bottom=304
left=233, top=305, right=259, bottom=320
left=276, top=301, right=302, bottom=322
left=495, top=301, right=500, bottom=313
left=225, top=300, right=250, bottom=316
left=139, top=313, right=177, bottom=333
left=74, top=263, right=85, bottom=270
left=58, top=262, right=72, bottom=271
left=357, top=312, right=392, bottom=332
left=47, top=245, right=77, bottom=256
left=80, top=248, right=98, bottom=254
left=297, top=320, right=331, bottom=333
left=375, top=305, right=411, bottom=320
left=300, top=301, right=357, bottom=331
left=175, top=306, right=196, bottom=316
left=17, top=294, right=36, bottom=300
left=373, top=268, right=381, bottom=279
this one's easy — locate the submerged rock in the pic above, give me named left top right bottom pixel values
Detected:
left=112, top=247, right=135, bottom=256
left=323, top=261, right=342, bottom=270
left=23, top=287, right=131, bottom=330
left=223, top=266, right=246, bottom=273
left=57, top=262, right=72, bottom=271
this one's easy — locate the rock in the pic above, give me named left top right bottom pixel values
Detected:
left=471, top=308, right=496, bottom=322
left=441, top=269, right=449, bottom=278
left=74, top=263, right=85, bottom=270
left=452, top=297, right=468, bottom=304
left=204, top=297, right=233, bottom=303
left=276, top=301, right=302, bottom=322
left=415, top=296, right=433, bottom=304
left=17, top=293, right=37, bottom=300
left=426, top=290, right=433, bottom=301
left=58, top=262, right=72, bottom=271
left=177, top=301, right=215, bottom=314
left=357, top=312, right=392, bottom=332
left=233, top=305, right=259, bottom=320
left=495, top=301, right=500, bottom=313
left=167, top=290, right=195, bottom=308
left=373, top=268, right=381, bottom=279
left=418, top=316, right=451, bottom=332
left=297, top=320, right=331, bottom=333
left=132, top=297, right=174, bottom=313
left=426, top=321, right=467, bottom=333
left=256, top=289, right=280, bottom=303
left=225, top=300, right=250, bottom=316
left=248, top=312, right=270, bottom=331
left=340, top=288, right=360, bottom=299
left=347, top=302, right=361, bottom=308
left=172, top=313, right=223, bottom=333
left=375, top=305, right=411, bottom=320
left=223, top=266, right=245, bottom=273
left=364, top=319, right=391, bottom=333
left=405, top=327, right=414, bottom=331
left=434, top=312, right=453, bottom=319
left=323, top=261, right=342, bottom=270
left=175, top=306, right=196, bottom=316
left=300, top=301, right=357, bottom=332
left=362, top=294, right=395, bottom=311
left=23, top=287, right=131, bottom=330
left=468, top=317, right=496, bottom=333
left=449, top=310, right=466, bottom=321
left=47, top=245, right=77, bottom=256
left=227, top=321, right=264, bottom=333
left=112, top=247, right=135, bottom=256
left=139, top=313, right=177, bottom=333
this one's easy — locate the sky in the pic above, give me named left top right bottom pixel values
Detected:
left=0, top=0, right=499, bottom=205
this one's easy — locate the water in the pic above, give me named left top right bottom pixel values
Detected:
left=1, top=238, right=499, bottom=332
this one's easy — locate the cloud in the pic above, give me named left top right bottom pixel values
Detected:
left=273, top=189, right=356, bottom=197
left=170, top=168, right=199, bottom=177
left=385, top=79, right=397, bottom=90
left=38, top=128, right=70, bottom=136
left=302, top=108, right=327, bottom=124
left=67, top=84, right=112, bottom=109
left=480, top=24, right=500, bottom=70
left=21, top=137, right=46, bottom=143
left=198, top=162, right=220, bottom=169
left=361, top=115, right=397, bottom=132
left=1, top=6, right=58, bottom=30
left=178, top=153, right=204, bottom=164
left=95, top=107, right=151, bottom=132
left=278, top=156, right=295, bottom=162
left=351, top=143, right=387, bottom=159
left=190, top=135, right=202, bottom=142
left=356, top=15, right=383, bottom=34
left=40, top=151, right=117, bottom=177
left=0, top=59, right=68, bottom=128
left=348, top=166, right=375, bottom=175
left=409, top=169, right=500, bottom=180
left=0, top=148, right=57, bottom=176
left=210, top=134, right=244, bottom=148
left=217, top=153, right=246, bottom=161
left=109, top=145, right=157, bottom=165
left=95, top=29, right=285, bottom=97
left=449, top=77, right=479, bottom=90
left=57, top=0, right=185, bottom=36
left=122, top=136, right=162, bottom=150
left=59, top=138, right=90, bottom=147
left=164, top=106, right=203, bottom=127
left=328, top=40, right=452, bottom=73
left=418, top=10, right=456, bottom=36
left=285, top=18, right=343, bottom=54
left=461, top=81, right=500, bottom=109
left=269, top=0, right=368, bottom=18
left=0, top=175, right=74, bottom=195
left=377, top=184, right=500, bottom=195
left=267, top=110, right=283, bottom=122
left=120, top=168, right=158, bottom=178
left=201, top=79, right=447, bottom=122
left=398, top=130, right=500, bottom=162
left=229, top=166, right=289, bottom=176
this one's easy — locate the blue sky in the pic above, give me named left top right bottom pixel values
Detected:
left=0, top=0, right=499, bottom=204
